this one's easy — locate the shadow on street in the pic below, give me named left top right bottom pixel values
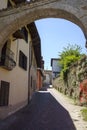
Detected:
left=0, top=86, right=76, bottom=130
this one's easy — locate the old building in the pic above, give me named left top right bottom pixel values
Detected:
left=51, top=58, right=61, bottom=79
left=43, top=70, right=52, bottom=86
left=27, top=22, right=44, bottom=96
left=37, top=68, right=44, bottom=90
left=0, top=0, right=43, bottom=119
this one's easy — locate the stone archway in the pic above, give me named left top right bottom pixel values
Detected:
left=0, top=0, right=87, bottom=49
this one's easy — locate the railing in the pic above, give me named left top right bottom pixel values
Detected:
left=0, top=48, right=16, bottom=70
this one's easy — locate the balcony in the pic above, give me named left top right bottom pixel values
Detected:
left=0, top=48, right=16, bottom=70
left=13, top=27, right=28, bottom=43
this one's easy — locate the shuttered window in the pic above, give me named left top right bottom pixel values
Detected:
left=19, top=51, right=27, bottom=70
left=0, top=81, right=10, bottom=106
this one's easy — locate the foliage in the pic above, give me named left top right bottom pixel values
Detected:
left=59, top=44, right=83, bottom=80
left=81, top=108, right=87, bottom=121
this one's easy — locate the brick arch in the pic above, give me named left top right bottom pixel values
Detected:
left=0, top=0, right=87, bottom=48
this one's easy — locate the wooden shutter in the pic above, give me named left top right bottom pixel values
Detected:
left=19, top=51, right=27, bottom=70
left=0, top=81, right=10, bottom=106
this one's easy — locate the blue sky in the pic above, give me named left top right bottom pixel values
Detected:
left=35, top=18, right=86, bottom=70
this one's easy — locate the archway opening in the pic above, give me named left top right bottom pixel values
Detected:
left=0, top=0, right=87, bottom=120
left=35, top=18, right=87, bottom=106
left=35, top=18, right=86, bottom=70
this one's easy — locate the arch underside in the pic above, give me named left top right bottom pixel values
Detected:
left=0, top=6, right=86, bottom=45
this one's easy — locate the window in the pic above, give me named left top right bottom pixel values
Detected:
left=19, top=51, right=27, bottom=70
left=1, top=42, right=7, bottom=65
left=0, top=81, right=10, bottom=106
left=0, top=41, right=16, bottom=70
left=29, top=43, right=33, bottom=66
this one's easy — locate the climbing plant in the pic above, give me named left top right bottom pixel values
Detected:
left=58, top=44, right=84, bottom=80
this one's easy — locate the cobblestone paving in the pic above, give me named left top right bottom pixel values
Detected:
left=0, top=86, right=87, bottom=130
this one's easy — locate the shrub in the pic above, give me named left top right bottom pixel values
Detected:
left=59, top=44, right=83, bottom=80
left=81, top=108, right=87, bottom=121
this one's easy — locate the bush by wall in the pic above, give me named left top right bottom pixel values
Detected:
left=53, top=55, right=87, bottom=105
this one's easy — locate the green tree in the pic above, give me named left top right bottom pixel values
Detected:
left=59, top=44, right=83, bottom=79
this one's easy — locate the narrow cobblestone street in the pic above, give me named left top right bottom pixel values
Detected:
left=0, top=86, right=87, bottom=130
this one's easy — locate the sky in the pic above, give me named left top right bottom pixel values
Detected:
left=35, top=18, right=86, bottom=70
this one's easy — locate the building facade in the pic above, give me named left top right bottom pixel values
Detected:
left=28, top=23, right=44, bottom=91
left=51, top=58, right=61, bottom=79
left=0, top=26, right=30, bottom=119
left=0, top=0, right=43, bottom=119
left=43, top=70, right=52, bottom=86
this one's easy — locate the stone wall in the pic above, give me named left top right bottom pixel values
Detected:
left=53, top=55, right=87, bottom=105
